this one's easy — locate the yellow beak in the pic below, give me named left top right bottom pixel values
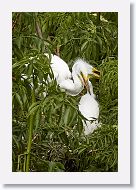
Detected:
left=90, top=67, right=100, bottom=79
left=82, top=67, right=100, bottom=93
left=82, top=74, right=91, bottom=94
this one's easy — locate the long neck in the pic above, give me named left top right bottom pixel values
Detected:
left=59, top=74, right=83, bottom=96
left=61, top=70, right=83, bottom=96
left=72, top=70, right=83, bottom=90
left=88, top=81, right=96, bottom=98
left=88, top=81, right=93, bottom=93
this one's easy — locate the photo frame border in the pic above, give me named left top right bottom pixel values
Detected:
left=0, top=0, right=130, bottom=184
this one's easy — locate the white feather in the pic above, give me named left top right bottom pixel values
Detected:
left=79, top=81, right=100, bottom=135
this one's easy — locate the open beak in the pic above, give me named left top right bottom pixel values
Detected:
left=80, top=67, right=100, bottom=94
left=91, top=67, right=100, bottom=79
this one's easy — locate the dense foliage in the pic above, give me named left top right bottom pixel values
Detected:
left=12, top=12, right=118, bottom=172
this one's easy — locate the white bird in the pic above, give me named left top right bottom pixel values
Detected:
left=47, top=54, right=100, bottom=96
left=22, top=54, right=99, bottom=97
left=79, top=81, right=100, bottom=135
left=48, top=55, right=100, bottom=135
left=22, top=54, right=100, bottom=135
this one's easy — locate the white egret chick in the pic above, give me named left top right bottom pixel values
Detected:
left=48, top=55, right=100, bottom=96
left=21, top=54, right=100, bottom=98
left=59, top=59, right=89, bottom=96
left=79, top=81, right=100, bottom=135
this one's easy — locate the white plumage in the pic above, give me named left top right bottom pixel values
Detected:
left=48, top=55, right=99, bottom=96
left=49, top=54, right=100, bottom=134
left=25, top=54, right=100, bottom=135
left=79, top=81, right=100, bottom=135
left=49, top=54, right=72, bottom=84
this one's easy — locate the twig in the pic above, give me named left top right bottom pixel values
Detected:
left=12, top=13, right=20, bottom=30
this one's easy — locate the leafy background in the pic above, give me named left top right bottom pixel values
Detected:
left=12, top=12, right=118, bottom=172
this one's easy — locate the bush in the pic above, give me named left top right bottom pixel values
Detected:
left=12, top=12, right=118, bottom=172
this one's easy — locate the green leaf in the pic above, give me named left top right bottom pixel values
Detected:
left=13, top=59, right=29, bottom=69
left=63, top=106, right=71, bottom=126
left=81, top=41, right=88, bottom=52
left=27, top=104, right=40, bottom=118
left=35, top=108, right=41, bottom=130
left=27, top=63, right=33, bottom=76
left=28, top=101, right=40, bottom=112
left=15, top=93, right=23, bottom=110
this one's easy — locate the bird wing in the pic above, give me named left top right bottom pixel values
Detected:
left=79, top=93, right=99, bottom=120
left=50, top=55, right=72, bottom=84
left=79, top=93, right=100, bottom=135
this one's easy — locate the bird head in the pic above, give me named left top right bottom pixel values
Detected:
left=84, top=62, right=100, bottom=80
left=72, top=59, right=100, bottom=93
left=88, top=67, right=100, bottom=79
left=79, top=66, right=100, bottom=94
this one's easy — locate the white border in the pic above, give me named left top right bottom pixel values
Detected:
left=0, top=0, right=130, bottom=184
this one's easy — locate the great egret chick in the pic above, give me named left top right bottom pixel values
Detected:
left=79, top=81, right=100, bottom=135
left=50, top=56, right=100, bottom=96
